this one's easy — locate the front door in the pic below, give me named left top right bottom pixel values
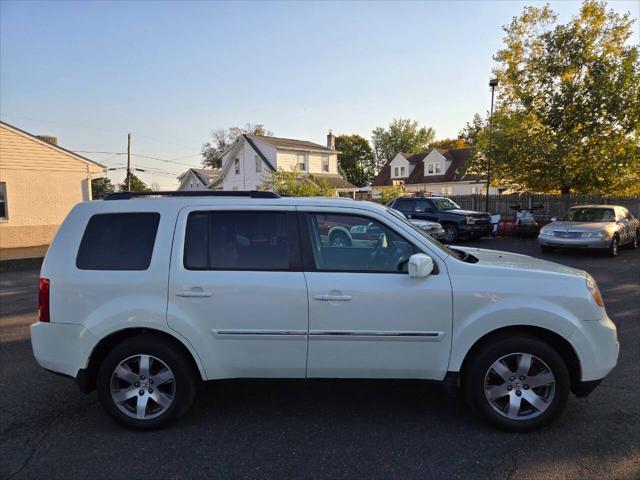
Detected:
left=300, top=210, right=453, bottom=380
left=168, top=207, right=308, bottom=379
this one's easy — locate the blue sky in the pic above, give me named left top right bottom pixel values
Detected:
left=1, top=0, right=638, bottom=188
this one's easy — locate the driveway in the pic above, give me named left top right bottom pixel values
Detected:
left=1, top=238, right=638, bottom=479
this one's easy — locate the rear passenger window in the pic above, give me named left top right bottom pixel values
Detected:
left=184, top=211, right=291, bottom=270
left=76, top=213, right=160, bottom=270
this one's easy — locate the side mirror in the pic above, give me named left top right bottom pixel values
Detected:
left=408, top=254, right=434, bottom=278
left=550, top=217, right=557, bottom=222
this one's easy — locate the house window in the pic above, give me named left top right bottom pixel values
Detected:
left=435, top=163, right=442, bottom=174
left=321, top=155, right=330, bottom=172
left=400, top=166, right=406, bottom=177
left=297, top=153, right=307, bottom=171
left=0, top=182, right=7, bottom=219
left=235, top=158, right=240, bottom=175
left=427, top=164, right=434, bottom=174
left=394, top=167, right=399, bottom=177
left=255, top=155, right=262, bottom=173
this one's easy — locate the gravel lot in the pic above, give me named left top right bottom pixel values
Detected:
left=1, top=237, right=639, bottom=479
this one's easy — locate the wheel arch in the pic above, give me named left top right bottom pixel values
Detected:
left=80, top=327, right=206, bottom=393
left=456, top=325, right=582, bottom=394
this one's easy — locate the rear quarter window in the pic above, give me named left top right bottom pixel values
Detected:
left=76, top=213, right=160, bottom=270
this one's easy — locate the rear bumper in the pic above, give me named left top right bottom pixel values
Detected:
left=30, top=322, right=97, bottom=378
left=538, top=236, right=611, bottom=249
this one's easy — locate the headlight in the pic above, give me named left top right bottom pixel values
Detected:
left=465, top=217, right=476, bottom=224
left=581, top=231, right=606, bottom=238
left=586, top=275, right=604, bottom=307
left=539, top=229, right=553, bottom=237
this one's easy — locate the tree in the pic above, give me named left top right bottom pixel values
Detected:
left=335, top=134, right=375, bottom=187
left=262, top=168, right=334, bottom=197
left=118, top=173, right=151, bottom=192
left=91, top=177, right=115, bottom=199
left=429, top=138, right=469, bottom=150
left=374, top=185, right=405, bottom=205
left=201, top=123, right=273, bottom=168
left=371, top=118, right=435, bottom=169
left=463, top=1, right=640, bottom=195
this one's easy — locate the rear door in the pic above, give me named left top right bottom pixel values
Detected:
left=167, top=205, right=308, bottom=379
left=394, top=198, right=416, bottom=218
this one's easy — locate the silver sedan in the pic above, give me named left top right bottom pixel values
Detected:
left=538, top=205, right=639, bottom=256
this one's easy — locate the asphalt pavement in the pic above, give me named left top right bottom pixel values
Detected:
left=1, top=237, right=639, bottom=479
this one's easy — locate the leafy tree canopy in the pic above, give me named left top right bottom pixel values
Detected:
left=119, top=173, right=151, bottom=192
left=262, top=168, right=334, bottom=197
left=335, top=134, right=375, bottom=187
left=202, top=123, right=272, bottom=169
left=374, top=185, right=405, bottom=205
left=429, top=138, right=469, bottom=150
left=91, top=177, right=115, bottom=199
left=371, top=118, right=435, bottom=168
left=463, top=0, right=640, bottom=195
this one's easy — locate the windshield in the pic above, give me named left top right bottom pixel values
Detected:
left=560, top=208, right=615, bottom=222
left=385, top=207, right=465, bottom=259
left=432, top=198, right=460, bottom=210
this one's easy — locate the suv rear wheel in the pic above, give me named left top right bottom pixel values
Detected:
left=97, top=336, right=197, bottom=430
left=463, top=334, right=570, bottom=432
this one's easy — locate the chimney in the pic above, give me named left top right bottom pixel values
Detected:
left=327, top=130, right=335, bottom=150
left=36, top=135, right=58, bottom=145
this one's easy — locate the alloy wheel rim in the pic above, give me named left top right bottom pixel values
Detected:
left=444, top=226, right=456, bottom=242
left=484, top=352, right=555, bottom=421
left=110, top=354, right=176, bottom=420
left=331, top=235, right=348, bottom=247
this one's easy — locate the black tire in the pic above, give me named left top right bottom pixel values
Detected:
left=540, top=245, right=554, bottom=253
left=329, top=230, right=352, bottom=247
left=97, top=335, right=197, bottom=430
left=443, top=224, right=459, bottom=243
left=609, top=235, right=619, bottom=257
left=462, top=334, right=570, bottom=432
left=632, top=230, right=639, bottom=249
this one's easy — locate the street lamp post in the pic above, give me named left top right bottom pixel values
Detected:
left=486, top=78, right=498, bottom=213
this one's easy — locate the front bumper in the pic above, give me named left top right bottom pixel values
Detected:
left=538, top=235, right=611, bottom=249
left=459, top=223, right=492, bottom=237
left=30, top=322, right=98, bottom=378
left=569, top=313, right=619, bottom=382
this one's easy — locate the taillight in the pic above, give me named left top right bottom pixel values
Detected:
left=39, top=278, right=50, bottom=322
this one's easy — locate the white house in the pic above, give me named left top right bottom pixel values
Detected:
left=177, top=168, right=221, bottom=191
left=372, top=148, right=499, bottom=196
left=210, top=132, right=357, bottom=195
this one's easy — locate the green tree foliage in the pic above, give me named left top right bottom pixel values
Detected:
left=463, top=1, right=640, bottom=195
left=375, top=185, right=405, bottom=205
left=262, top=168, right=334, bottom=197
left=202, top=123, right=272, bottom=168
left=91, top=177, right=115, bottom=199
left=371, top=119, right=435, bottom=168
left=429, top=138, right=469, bottom=150
left=119, top=173, right=151, bottom=192
left=335, top=134, right=375, bottom=187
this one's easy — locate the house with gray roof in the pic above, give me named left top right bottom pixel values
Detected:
left=210, top=131, right=357, bottom=195
left=372, top=148, right=499, bottom=196
left=177, top=168, right=221, bottom=191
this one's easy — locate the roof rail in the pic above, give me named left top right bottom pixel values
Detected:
left=104, top=190, right=281, bottom=200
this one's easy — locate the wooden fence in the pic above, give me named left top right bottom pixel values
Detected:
left=448, top=194, right=640, bottom=220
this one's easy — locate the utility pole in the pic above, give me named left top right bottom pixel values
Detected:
left=486, top=78, right=498, bottom=213
left=126, top=133, right=132, bottom=191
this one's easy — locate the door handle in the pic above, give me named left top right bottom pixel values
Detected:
left=176, top=290, right=212, bottom=298
left=313, top=294, right=352, bottom=302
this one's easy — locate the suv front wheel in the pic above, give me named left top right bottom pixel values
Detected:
left=443, top=224, right=459, bottom=243
left=463, top=334, right=570, bottom=431
left=97, top=335, right=197, bottom=430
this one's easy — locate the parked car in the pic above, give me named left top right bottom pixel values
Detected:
left=387, top=208, right=446, bottom=241
left=387, top=196, right=492, bottom=242
left=538, top=205, right=639, bottom=256
left=31, top=191, right=618, bottom=432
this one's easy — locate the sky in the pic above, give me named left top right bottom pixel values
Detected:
left=1, top=0, right=638, bottom=189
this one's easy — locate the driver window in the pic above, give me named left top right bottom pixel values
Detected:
left=415, top=199, right=433, bottom=213
left=306, top=213, right=415, bottom=273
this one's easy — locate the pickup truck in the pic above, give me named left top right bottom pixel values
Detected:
left=387, top=196, right=492, bottom=242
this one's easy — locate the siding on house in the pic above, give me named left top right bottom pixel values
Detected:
left=0, top=122, right=105, bottom=248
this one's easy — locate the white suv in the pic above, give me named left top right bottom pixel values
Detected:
left=31, top=191, right=619, bottom=431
